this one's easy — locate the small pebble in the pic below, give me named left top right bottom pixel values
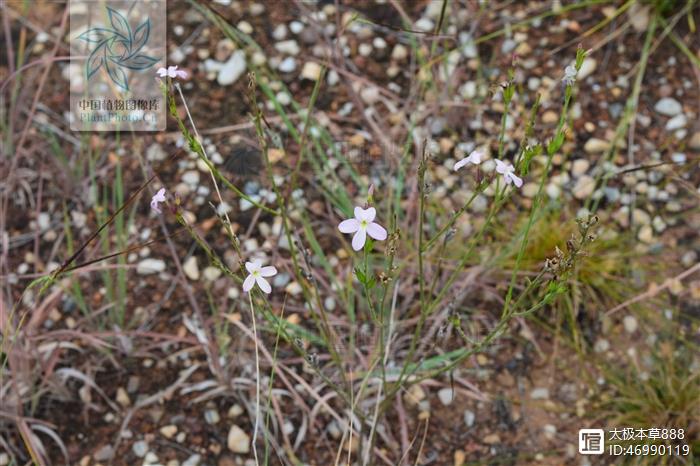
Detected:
left=94, top=445, right=115, bottom=462
left=160, top=424, right=178, bottom=439
left=217, top=51, right=247, bottom=86
left=289, top=21, right=304, bottom=34
left=654, top=97, right=682, bottom=116
left=358, top=43, right=373, bottom=57
left=437, top=387, right=455, bottom=406
left=573, top=175, right=596, bottom=199
left=237, top=21, right=253, bottom=35
left=571, top=159, right=590, bottom=177
left=671, top=152, right=686, bottom=164
left=116, top=387, right=131, bottom=407
left=278, top=57, right=297, bottom=73
left=463, top=409, right=475, bottom=427
left=227, top=425, right=250, bottom=453
left=688, top=132, right=700, bottom=150
left=132, top=441, right=149, bottom=458
left=415, top=18, right=434, bottom=32
left=665, top=114, right=687, bottom=131
left=228, top=404, right=244, bottom=418
left=522, top=183, right=538, bottom=198
left=577, top=58, right=597, bottom=79
left=137, top=259, right=166, bottom=275
left=275, top=40, right=300, bottom=56
left=182, top=454, right=201, bottom=466
left=183, top=256, right=200, bottom=281
left=623, top=315, right=638, bottom=334
left=300, top=61, right=322, bottom=81
left=594, top=338, right=610, bottom=353
left=272, top=24, right=287, bottom=40
left=681, top=250, right=697, bottom=267
left=638, top=224, right=654, bottom=244
left=544, top=424, right=557, bottom=439
left=584, top=138, right=609, bottom=154
left=37, top=212, right=50, bottom=231
left=203, top=266, right=222, bottom=282
left=205, top=409, right=221, bottom=425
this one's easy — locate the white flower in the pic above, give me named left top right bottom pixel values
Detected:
left=494, top=159, right=523, bottom=188
left=157, top=65, right=188, bottom=80
left=453, top=149, right=483, bottom=171
left=150, top=188, right=166, bottom=213
left=243, top=260, right=278, bottom=294
left=562, top=65, right=577, bottom=86
left=338, top=206, right=388, bottom=251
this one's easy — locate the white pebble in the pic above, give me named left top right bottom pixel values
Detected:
left=203, top=266, right=222, bottom=282
left=358, top=43, right=373, bottom=57
left=237, top=21, right=253, bottom=35
left=275, top=40, right=300, bottom=56
left=217, top=51, right=247, bottom=86
left=132, top=440, right=148, bottom=458
left=654, top=97, right=682, bottom=116
left=437, top=387, right=455, bottom=406
left=623, top=315, right=638, bottom=333
left=665, top=114, right=687, bottom=131
left=289, top=21, right=304, bottom=34
left=272, top=24, right=288, bottom=40
left=183, top=256, right=200, bottom=281
left=463, top=409, right=475, bottom=427
left=137, top=259, right=166, bottom=275
left=278, top=57, right=297, bottom=73
left=415, top=18, right=434, bottom=32
left=227, top=425, right=250, bottom=453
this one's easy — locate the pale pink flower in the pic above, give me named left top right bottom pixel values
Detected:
left=562, top=65, right=577, bottom=86
left=157, top=65, right=188, bottom=80
left=338, top=206, right=388, bottom=251
left=243, top=260, right=277, bottom=294
left=453, top=150, right=483, bottom=171
left=150, top=188, right=166, bottom=214
left=494, top=159, right=523, bottom=188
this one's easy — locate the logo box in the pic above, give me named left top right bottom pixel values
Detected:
left=69, top=0, right=166, bottom=131
left=579, top=429, right=605, bottom=455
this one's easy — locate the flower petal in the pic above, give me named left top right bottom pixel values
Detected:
left=351, top=228, right=367, bottom=251
left=468, top=150, right=483, bottom=164
left=243, top=274, right=256, bottom=292
left=510, top=173, right=523, bottom=188
left=175, top=70, right=188, bottom=79
left=256, top=276, right=271, bottom=294
left=367, top=222, right=387, bottom=241
left=354, top=206, right=376, bottom=223
left=494, top=159, right=507, bottom=174
left=260, top=266, right=277, bottom=277
left=150, top=201, right=161, bottom=213
left=453, top=158, right=469, bottom=171
left=245, top=261, right=258, bottom=274
left=338, top=218, right=360, bottom=233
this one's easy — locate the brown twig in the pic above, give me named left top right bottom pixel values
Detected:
left=606, top=263, right=700, bottom=315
